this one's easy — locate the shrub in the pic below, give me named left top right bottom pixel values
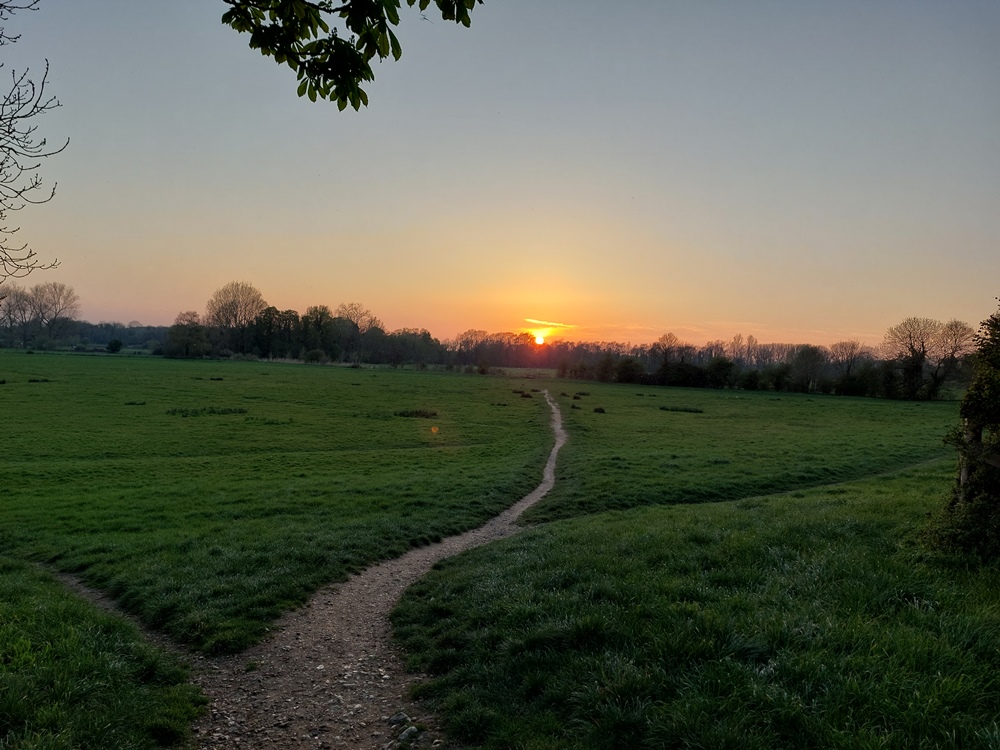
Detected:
left=934, top=299, right=1000, bottom=558
left=107, top=339, right=124, bottom=354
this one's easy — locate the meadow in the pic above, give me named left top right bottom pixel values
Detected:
left=1, top=351, right=551, bottom=748
left=396, top=461, right=1000, bottom=749
left=2, top=352, right=993, bottom=749
left=394, top=385, right=1000, bottom=749
left=527, top=387, right=957, bottom=522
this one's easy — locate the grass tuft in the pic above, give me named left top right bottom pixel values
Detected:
left=165, top=406, right=248, bottom=417
left=394, top=409, right=438, bottom=418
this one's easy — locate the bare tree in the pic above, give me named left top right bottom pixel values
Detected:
left=1, top=280, right=32, bottom=345
left=727, top=333, right=745, bottom=362
left=165, top=310, right=211, bottom=358
left=0, top=1, right=66, bottom=286
left=937, top=319, right=976, bottom=363
left=29, top=280, right=78, bottom=339
left=334, top=302, right=383, bottom=335
left=205, top=280, right=268, bottom=353
left=700, top=339, right=727, bottom=362
left=882, top=317, right=975, bottom=399
left=789, top=344, right=829, bottom=393
left=829, top=340, right=872, bottom=378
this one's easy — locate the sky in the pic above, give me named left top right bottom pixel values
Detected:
left=5, top=0, right=999, bottom=346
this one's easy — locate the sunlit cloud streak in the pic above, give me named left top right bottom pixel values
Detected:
left=524, top=318, right=576, bottom=330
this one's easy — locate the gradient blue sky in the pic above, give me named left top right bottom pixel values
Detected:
left=7, top=1, right=999, bottom=345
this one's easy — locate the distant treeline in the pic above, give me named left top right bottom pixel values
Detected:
left=0, top=280, right=975, bottom=401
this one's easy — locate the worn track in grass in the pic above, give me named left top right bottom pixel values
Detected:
left=190, top=390, right=565, bottom=749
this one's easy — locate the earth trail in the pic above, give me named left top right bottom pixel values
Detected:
left=192, top=390, right=566, bottom=749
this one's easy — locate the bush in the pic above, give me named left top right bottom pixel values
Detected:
left=934, top=299, right=1000, bottom=558
left=303, top=349, right=326, bottom=364
left=107, top=339, right=124, bottom=354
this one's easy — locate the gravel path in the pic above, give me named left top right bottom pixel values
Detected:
left=190, top=390, right=566, bottom=750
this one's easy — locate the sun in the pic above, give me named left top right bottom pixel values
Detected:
left=534, top=334, right=545, bottom=345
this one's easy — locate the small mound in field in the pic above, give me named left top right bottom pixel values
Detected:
left=166, top=407, right=248, bottom=417
left=659, top=405, right=704, bottom=414
left=593, top=407, right=606, bottom=413
left=394, top=409, right=438, bottom=418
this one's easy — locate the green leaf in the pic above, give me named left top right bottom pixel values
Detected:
left=297, top=79, right=309, bottom=97
left=389, top=29, right=402, bottom=60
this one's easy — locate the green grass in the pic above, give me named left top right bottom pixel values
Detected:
left=527, top=384, right=957, bottom=522
left=393, top=461, right=1000, bottom=749
left=1, top=353, right=982, bottom=749
left=0, top=556, right=202, bottom=750
left=0, top=352, right=551, bottom=654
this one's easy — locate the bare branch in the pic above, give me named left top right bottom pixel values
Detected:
left=0, top=3, right=66, bottom=285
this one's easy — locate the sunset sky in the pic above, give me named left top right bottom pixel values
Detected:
left=6, top=1, right=999, bottom=346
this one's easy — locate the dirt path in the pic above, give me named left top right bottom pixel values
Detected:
left=190, top=390, right=566, bottom=750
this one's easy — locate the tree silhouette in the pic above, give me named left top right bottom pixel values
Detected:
left=221, top=0, right=482, bottom=110
left=940, top=300, right=1000, bottom=557
left=0, top=1, right=66, bottom=286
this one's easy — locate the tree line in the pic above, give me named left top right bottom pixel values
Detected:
left=164, top=281, right=444, bottom=366
left=0, top=278, right=978, bottom=402
left=549, top=319, right=975, bottom=401
left=0, top=281, right=81, bottom=347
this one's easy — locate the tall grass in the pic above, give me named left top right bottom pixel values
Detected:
left=0, top=557, right=202, bottom=750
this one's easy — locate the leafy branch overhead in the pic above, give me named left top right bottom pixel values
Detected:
left=221, top=0, right=482, bottom=110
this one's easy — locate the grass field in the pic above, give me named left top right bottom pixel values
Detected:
left=2, top=353, right=989, bottom=749
left=391, top=381, right=1000, bottom=749
left=395, top=461, right=1000, bottom=749
left=527, top=386, right=958, bottom=521
left=1, top=351, right=551, bottom=748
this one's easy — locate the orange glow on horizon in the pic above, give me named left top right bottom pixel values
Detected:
left=526, top=318, right=574, bottom=346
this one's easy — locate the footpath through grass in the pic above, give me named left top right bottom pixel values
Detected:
left=394, top=460, right=1000, bottom=749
